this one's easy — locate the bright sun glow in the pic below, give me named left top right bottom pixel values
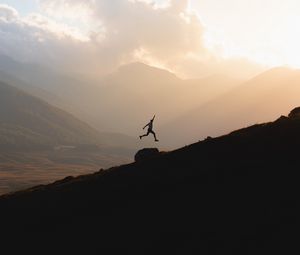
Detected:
left=205, top=14, right=300, bottom=69
left=191, top=0, right=300, bottom=69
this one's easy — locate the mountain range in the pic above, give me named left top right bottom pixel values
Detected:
left=5, top=55, right=300, bottom=150
left=0, top=108, right=299, bottom=254
left=0, top=55, right=241, bottom=138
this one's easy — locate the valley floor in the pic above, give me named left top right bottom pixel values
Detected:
left=0, top=151, right=130, bottom=194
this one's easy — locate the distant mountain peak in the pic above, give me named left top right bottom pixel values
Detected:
left=254, top=66, right=296, bottom=79
left=117, top=62, right=178, bottom=79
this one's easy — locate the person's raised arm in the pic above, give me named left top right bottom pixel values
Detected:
left=152, top=115, right=156, bottom=121
left=143, top=122, right=149, bottom=129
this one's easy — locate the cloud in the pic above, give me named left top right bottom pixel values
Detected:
left=37, top=0, right=208, bottom=75
left=0, top=4, right=94, bottom=71
left=0, top=4, right=18, bottom=21
left=0, top=1, right=262, bottom=78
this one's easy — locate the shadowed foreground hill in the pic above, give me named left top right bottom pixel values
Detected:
left=1, top=109, right=300, bottom=253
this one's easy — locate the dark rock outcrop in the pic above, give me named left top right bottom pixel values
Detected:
left=134, top=148, right=160, bottom=162
left=288, top=107, right=300, bottom=118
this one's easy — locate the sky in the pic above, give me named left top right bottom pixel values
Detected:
left=0, top=0, right=299, bottom=79
left=0, top=0, right=38, bottom=15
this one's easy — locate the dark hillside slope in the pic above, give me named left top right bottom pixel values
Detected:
left=1, top=109, right=300, bottom=253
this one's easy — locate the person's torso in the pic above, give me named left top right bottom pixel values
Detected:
left=148, top=121, right=153, bottom=130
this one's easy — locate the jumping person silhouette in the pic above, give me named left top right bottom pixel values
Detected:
left=140, top=115, right=159, bottom=142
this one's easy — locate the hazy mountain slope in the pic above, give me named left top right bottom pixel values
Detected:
left=0, top=69, right=64, bottom=107
left=0, top=80, right=104, bottom=148
left=0, top=80, right=136, bottom=149
left=161, top=67, right=300, bottom=147
left=0, top=108, right=299, bottom=254
left=0, top=55, right=97, bottom=123
left=82, top=62, right=241, bottom=134
left=0, top=54, right=86, bottom=96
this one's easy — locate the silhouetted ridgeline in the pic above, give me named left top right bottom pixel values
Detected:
left=1, top=108, right=300, bottom=254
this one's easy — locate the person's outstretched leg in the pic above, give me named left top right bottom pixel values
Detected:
left=140, top=130, right=150, bottom=139
left=139, top=134, right=146, bottom=139
left=150, top=131, right=159, bottom=142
